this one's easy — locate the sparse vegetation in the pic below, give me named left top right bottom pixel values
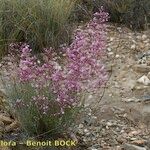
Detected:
left=0, top=0, right=78, bottom=58
left=0, top=9, right=108, bottom=138
left=75, top=0, right=150, bottom=30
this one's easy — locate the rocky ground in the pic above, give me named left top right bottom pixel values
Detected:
left=0, top=24, right=150, bottom=150
left=74, top=24, right=150, bottom=150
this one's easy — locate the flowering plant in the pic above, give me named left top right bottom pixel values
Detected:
left=1, top=8, right=108, bottom=137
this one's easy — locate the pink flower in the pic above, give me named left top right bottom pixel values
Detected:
left=4, top=8, right=109, bottom=115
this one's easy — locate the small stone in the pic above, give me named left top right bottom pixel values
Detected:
left=124, top=143, right=146, bottom=150
left=77, top=129, right=84, bottom=135
left=133, top=85, right=149, bottom=90
left=122, top=98, right=137, bottom=102
left=107, top=48, right=112, bottom=52
left=115, top=54, right=120, bottom=58
left=0, top=114, right=14, bottom=125
left=88, top=95, right=93, bottom=99
left=0, top=126, right=4, bottom=133
left=137, top=75, right=150, bottom=86
left=121, top=130, right=125, bottom=133
left=78, top=124, right=84, bottom=129
left=130, top=138, right=138, bottom=141
left=117, top=136, right=127, bottom=144
left=83, top=138, right=87, bottom=142
left=84, top=103, right=90, bottom=107
left=115, top=146, right=122, bottom=150
left=69, top=132, right=78, bottom=143
left=131, top=44, right=136, bottom=50
left=84, top=129, right=89, bottom=133
left=133, top=64, right=150, bottom=73
left=142, top=35, right=147, bottom=40
left=128, top=130, right=141, bottom=137
left=106, top=122, right=113, bottom=126
left=110, top=37, right=114, bottom=42
left=136, top=36, right=141, bottom=39
left=88, top=113, right=92, bottom=116
left=0, top=121, right=4, bottom=127
left=116, top=127, right=121, bottom=132
left=91, top=148, right=98, bottom=150
left=5, top=121, right=19, bottom=132
left=131, top=140, right=146, bottom=146
left=108, top=52, right=114, bottom=55
left=143, top=39, right=149, bottom=43
left=85, top=132, right=91, bottom=136
left=109, top=93, right=112, bottom=97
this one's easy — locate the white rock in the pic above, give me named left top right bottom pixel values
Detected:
left=137, top=75, right=150, bottom=86
left=110, top=37, right=114, bottom=42
left=78, top=124, right=84, bottom=128
left=115, top=54, right=120, bottom=58
left=122, top=98, right=140, bottom=103
left=91, top=148, right=98, bottom=150
left=147, top=72, right=150, bottom=79
left=107, top=47, right=112, bottom=52
left=106, top=122, right=113, bottom=126
left=133, top=64, right=150, bottom=73
left=108, top=52, right=114, bottom=55
left=88, top=95, right=93, bottom=99
left=84, top=129, right=89, bottom=133
left=124, top=143, right=146, bottom=150
left=142, top=34, right=147, bottom=40
left=109, top=93, right=112, bottom=97
left=88, top=113, right=91, bottom=116
left=136, top=36, right=141, bottom=39
left=131, top=44, right=136, bottom=50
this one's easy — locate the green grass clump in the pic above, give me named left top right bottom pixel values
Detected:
left=77, top=0, right=150, bottom=30
left=2, top=81, right=80, bottom=138
left=0, top=0, right=78, bottom=57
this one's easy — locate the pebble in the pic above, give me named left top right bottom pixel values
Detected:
left=137, top=75, right=150, bottom=86
left=5, top=121, right=19, bottom=132
left=84, top=129, right=89, bottom=133
left=109, top=93, right=113, bottom=97
left=78, top=124, right=84, bottom=129
left=107, top=47, right=112, bottom=52
left=133, top=64, right=150, bottom=73
left=130, top=138, right=138, bottom=141
left=136, top=36, right=141, bottom=39
left=142, top=35, right=147, bottom=40
left=131, top=44, right=136, bottom=50
left=110, top=37, right=114, bottom=42
left=131, top=140, right=147, bottom=146
left=116, top=54, right=120, bottom=58
left=108, top=52, right=114, bottom=55
left=124, top=143, right=146, bottom=150
left=106, top=122, right=113, bottom=127
left=91, top=148, right=98, bottom=150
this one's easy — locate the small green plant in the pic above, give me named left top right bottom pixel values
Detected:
left=0, top=0, right=78, bottom=57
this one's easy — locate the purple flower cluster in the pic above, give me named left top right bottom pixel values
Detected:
left=5, top=8, right=108, bottom=115
left=52, top=8, right=109, bottom=107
